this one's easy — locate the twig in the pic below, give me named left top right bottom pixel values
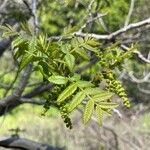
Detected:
left=0, top=64, right=32, bottom=115
left=128, top=71, right=150, bottom=83
left=0, top=0, right=8, bottom=11
left=20, top=98, right=46, bottom=105
left=32, top=0, right=39, bottom=34
left=137, top=85, right=150, bottom=94
left=78, top=13, right=107, bottom=33
left=134, top=51, right=150, bottom=63
left=23, top=83, right=53, bottom=98
left=121, top=44, right=150, bottom=63
left=98, top=16, right=109, bottom=33
left=124, top=0, right=135, bottom=27
left=22, top=0, right=33, bottom=15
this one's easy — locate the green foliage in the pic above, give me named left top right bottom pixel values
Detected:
left=0, top=21, right=135, bottom=128
left=83, top=99, right=94, bottom=124
left=0, top=24, right=18, bottom=37
left=38, top=0, right=130, bottom=35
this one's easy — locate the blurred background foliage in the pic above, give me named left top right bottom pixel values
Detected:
left=0, top=0, right=150, bottom=149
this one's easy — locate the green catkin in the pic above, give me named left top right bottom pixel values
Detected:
left=60, top=105, right=72, bottom=129
left=104, top=71, right=130, bottom=108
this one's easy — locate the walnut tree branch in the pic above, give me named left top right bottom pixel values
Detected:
left=0, top=64, right=32, bottom=115
left=0, top=136, right=63, bottom=150
left=75, top=17, right=150, bottom=40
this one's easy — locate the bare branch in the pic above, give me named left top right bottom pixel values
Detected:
left=20, top=98, right=46, bottom=105
left=48, top=18, right=150, bottom=42
left=78, top=13, right=107, bottom=33
left=0, top=83, right=53, bottom=116
left=0, top=136, right=63, bottom=150
left=75, top=18, right=150, bottom=40
left=23, top=83, right=53, bottom=98
left=98, top=16, right=109, bottom=33
left=0, top=64, right=32, bottom=115
left=0, top=38, right=11, bottom=57
left=32, top=0, right=39, bottom=33
left=134, top=51, right=150, bottom=63
left=121, top=44, right=150, bottom=63
left=137, top=85, right=150, bottom=94
left=22, top=0, right=33, bottom=15
left=124, top=0, right=135, bottom=27
left=128, top=71, right=150, bottom=83
left=0, top=0, right=8, bottom=11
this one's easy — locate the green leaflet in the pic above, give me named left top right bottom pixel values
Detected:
left=57, top=82, right=78, bottom=102
left=64, top=53, right=75, bottom=72
left=19, top=53, right=33, bottom=71
left=86, top=38, right=99, bottom=47
left=53, top=59, right=66, bottom=64
left=76, top=81, right=94, bottom=88
left=48, top=75, right=68, bottom=84
left=68, top=91, right=86, bottom=112
left=75, top=48, right=89, bottom=60
left=61, top=44, right=69, bottom=54
left=103, top=109, right=112, bottom=116
left=2, top=31, right=18, bottom=37
left=69, top=73, right=81, bottom=82
left=93, top=92, right=114, bottom=101
left=0, top=25, right=10, bottom=31
left=12, top=36, right=25, bottom=49
left=37, top=34, right=50, bottom=53
left=0, top=24, right=18, bottom=37
left=71, top=38, right=78, bottom=47
left=82, top=43, right=98, bottom=53
left=98, top=102, right=118, bottom=109
left=28, top=37, right=37, bottom=52
left=19, top=37, right=37, bottom=71
left=77, top=37, right=84, bottom=44
left=83, top=99, right=94, bottom=124
left=96, top=105, right=104, bottom=126
left=84, top=87, right=104, bottom=95
left=21, top=22, right=32, bottom=35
